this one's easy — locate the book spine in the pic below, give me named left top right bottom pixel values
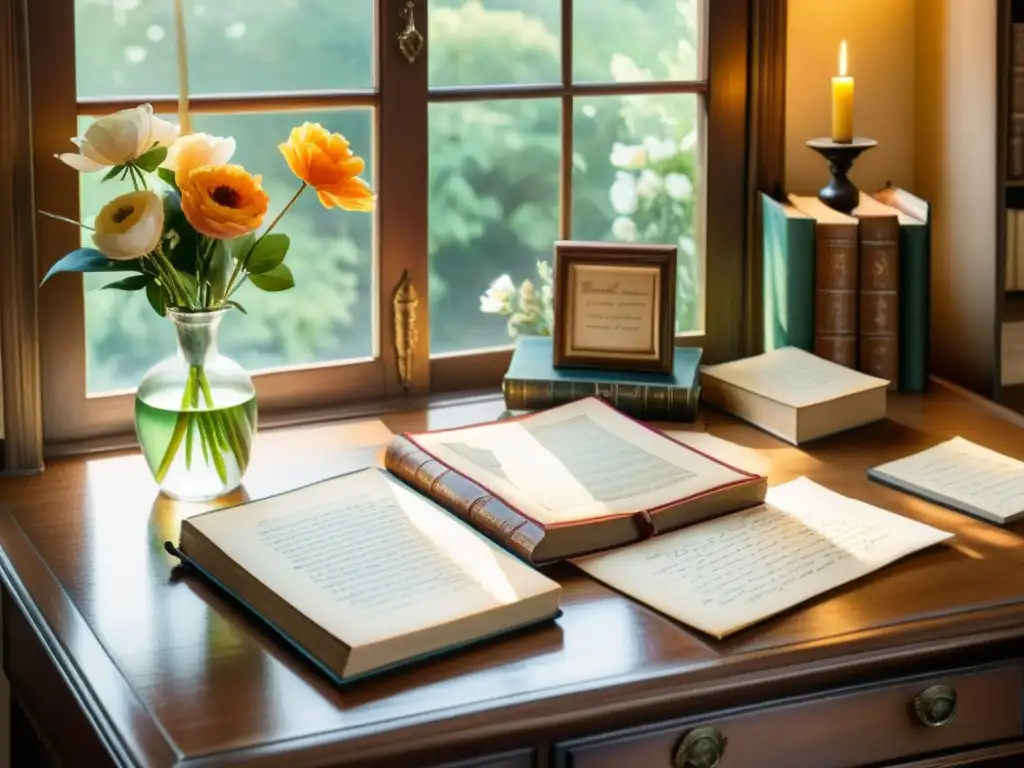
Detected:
left=898, top=216, right=931, bottom=393
left=761, top=194, right=815, bottom=352
left=813, top=222, right=859, bottom=368
left=1011, top=26, right=1024, bottom=177
left=503, top=378, right=699, bottom=421
left=858, top=215, right=900, bottom=389
left=384, top=435, right=546, bottom=562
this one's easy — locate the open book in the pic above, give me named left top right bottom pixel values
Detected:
left=574, top=477, right=952, bottom=638
left=167, top=468, right=561, bottom=683
left=385, top=397, right=768, bottom=563
left=869, top=437, right=1024, bottom=524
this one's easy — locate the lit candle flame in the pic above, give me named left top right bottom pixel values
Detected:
left=839, top=40, right=848, bottom=78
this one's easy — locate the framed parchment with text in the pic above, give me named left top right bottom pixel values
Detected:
left=553, top=241, right=677, bottom=373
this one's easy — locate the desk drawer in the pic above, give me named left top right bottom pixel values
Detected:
left=557, top=665, right=1024, bottom=768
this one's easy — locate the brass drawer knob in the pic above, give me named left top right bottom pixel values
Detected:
left=673, top=726, right=727, bottom=768
left=913, top=684, right=958, bottom=728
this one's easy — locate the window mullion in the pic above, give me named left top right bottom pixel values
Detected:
left=378, top=0, right=430, bottom=397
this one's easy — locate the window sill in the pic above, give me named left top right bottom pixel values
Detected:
left=43, top=387, right=506, bottom=461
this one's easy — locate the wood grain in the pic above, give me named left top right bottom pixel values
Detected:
left=4, top=384, right=1024, bottom=766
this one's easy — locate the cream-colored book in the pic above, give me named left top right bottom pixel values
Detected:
left=573, top=477, right=952, bottom=639
left=699, top=346, right=889, bottom=444
left=170, top=468, right=561, bottom=683
left=869, top=436, right=1024, bottom=524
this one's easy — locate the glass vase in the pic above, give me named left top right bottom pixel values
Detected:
left=135, top=308, right=257, bottom=501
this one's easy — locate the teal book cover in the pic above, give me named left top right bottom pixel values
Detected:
left=871, top=187, right=931, bottom=393
left=761, top=193, right=815, bottom=352
left=503, top=336, right=701, bottom=421
left=506, top=336, right=700, bottom=387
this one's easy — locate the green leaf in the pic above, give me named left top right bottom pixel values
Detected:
left=245, top=233, right=290, bottom=275
left=249, top=263, right=295, bottom=292
left=40, top=248, right=142, bottom=286
left=226, top=300, right=248, bottom=314
left=146, top=278, right=167, bottom=317
left=101, top=274, right=148, bottom=291
left=102, top=164, right=125, bottom=182
left=176, top=270, right=199, bottom=305
left=162, top=190, right=202, bottom=274
left=157, top=167, right=179, bottom=191
left=135, top=146, right=168, bottom=173
left=209, top=233, right=253, bottom=302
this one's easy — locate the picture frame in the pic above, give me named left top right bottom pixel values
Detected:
left=552, top=240, right=677, bottom=373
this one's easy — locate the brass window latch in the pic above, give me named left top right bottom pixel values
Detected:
left=398, top=1, right=424, bottom=63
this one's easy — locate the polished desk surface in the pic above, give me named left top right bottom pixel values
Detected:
left=2, top=384, right=1024, bottom=767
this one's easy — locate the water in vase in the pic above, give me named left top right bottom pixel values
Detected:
left=135, top=382, right=258, bottom=501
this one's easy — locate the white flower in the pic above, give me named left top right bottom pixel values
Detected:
left=92, top=190, right=164, bottom=260
left=480, top=274, right=516, bottom=313
left=644, top=136, right=677, bottom=163
left=57, top=104, right=179, bottom=173
left=162, top=132, right=237, bottom=185
left=610, top=142, right=646, bottom=170
left=612, top=217, right=638, bottom=242
left=610, top=172, right=638, bottom=215
left=665, top=172, right=693, bottom=201
left=519, top=279, right=536, bottom=302
left=636, top=169, right=663, bottom=199
left=680, top=130, right=698, bottom=152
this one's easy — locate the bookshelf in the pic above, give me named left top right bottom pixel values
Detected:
left=1000, top=0, right=1024, bottom=409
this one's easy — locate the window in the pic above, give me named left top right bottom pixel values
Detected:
left=28, top=0, right=749, bottom=451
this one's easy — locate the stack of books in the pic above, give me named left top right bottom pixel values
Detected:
left=501, top=335, right=701, bottom=422
left=761, top=186, right=931, bottom=393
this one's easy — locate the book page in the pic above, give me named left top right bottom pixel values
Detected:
left=189, top=468, right=558, bottom=647
left=701, top=347, right=888, bottom=408
left=869, top=437, right=1024, bottom=522
left=573, top=477, right=952, bottom=638
left=411, top=398, right=756, bottom=525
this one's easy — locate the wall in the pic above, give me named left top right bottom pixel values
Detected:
left=785, top=0, right=917, bottom=196
left=913, top=0, right=999, bottom=395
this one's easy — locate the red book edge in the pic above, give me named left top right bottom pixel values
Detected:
left=395, top=396, right=766, bottom=533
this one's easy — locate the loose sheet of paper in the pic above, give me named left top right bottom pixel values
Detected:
left=701, top=346, right=887, bottom=408
left=869, top=437, right=1024, bottom=523
left=573, top=477, right=952, bottom=638
left=190, top=468, right=557, bottom=647
left=413, top=398, right=754, bottom=525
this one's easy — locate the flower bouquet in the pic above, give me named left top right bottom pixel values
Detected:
left=41, top=105, right=374, bottom=499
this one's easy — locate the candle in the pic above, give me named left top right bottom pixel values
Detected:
left=831, top=40, right=854, bottom=143
left=173, top=0, right=193, bottom=136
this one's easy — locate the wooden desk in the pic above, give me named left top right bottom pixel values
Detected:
left=4, top=384, right=1024, bottom=768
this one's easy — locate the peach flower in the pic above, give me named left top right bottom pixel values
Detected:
left=278, top=122, right=375, bottom=211
left=179, top=164, right=269, bottom=240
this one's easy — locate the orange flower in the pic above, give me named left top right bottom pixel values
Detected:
left=279, top=123, right=375, bottom=211
left=179, top=164, right=270, bottom=240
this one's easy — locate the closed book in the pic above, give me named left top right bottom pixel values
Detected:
left=700, top=346, right=889, bottom=445
left=788, top=195, right=860, bottom=369
left=852, top=195, right=901, bottom=389
left=761, top=193, right=815, bottom=352
left=872, top=187, right=931, bottom=393
left=502, top=336, right=700, bottom=422
left=385, top=397, right=767, bottom=564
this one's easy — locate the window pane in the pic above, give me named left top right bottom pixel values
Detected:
left=429, top=99, right=560, bottom=354
left=74, top=0, right=374, bottom=98
left=572, top=94, right=702, bottom=333
left=428, top=0, right=560, bottom=88
left=573, top=0, right=699, bottom=84
left=81, top=110, right=375, bottom=394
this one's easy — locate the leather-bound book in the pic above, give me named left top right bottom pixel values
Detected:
left=853, top=195, right=901, bottom=389
left=385, top=398, right=767, bottom=564
left=788, top=196, right=860, bottom=368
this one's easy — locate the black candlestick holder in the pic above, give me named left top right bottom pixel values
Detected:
left=806, top=137, right=877, bottom=214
